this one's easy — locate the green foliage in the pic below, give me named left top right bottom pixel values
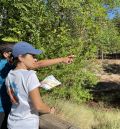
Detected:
left=38, top=58, right=98, bottom=103
left=113, top=14, right=120, bottom=33
left=0, top=0, right=120, bottom=102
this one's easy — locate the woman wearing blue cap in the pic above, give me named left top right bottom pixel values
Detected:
left=5, top=41, right=74, bottom=129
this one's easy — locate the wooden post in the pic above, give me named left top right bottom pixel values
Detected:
left=39, top=114, right=81, bottom=129
left=101, top=50, right=104, bottom=61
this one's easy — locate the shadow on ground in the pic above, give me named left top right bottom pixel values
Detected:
left=91, top=81, right=120, bottom=108
left=103, top=64, right=120, bottom=74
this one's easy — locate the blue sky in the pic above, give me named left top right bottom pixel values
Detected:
left=108, top=8, right=120, bottom=19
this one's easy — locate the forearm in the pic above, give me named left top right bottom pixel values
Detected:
left=32, top=55, right=75, bottom=69
left=29, top=88, right=51, bottom=113
left=34, top=58, right=64, bottom=69
left=37, top=102, right=51, bottom=114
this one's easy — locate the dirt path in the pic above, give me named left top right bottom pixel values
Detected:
left=96, top=59, right=120, bottom=83
left=92, top=59, right=120, bottom=106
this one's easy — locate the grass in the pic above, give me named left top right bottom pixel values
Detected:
left=43, top=96, right=120, bottom=129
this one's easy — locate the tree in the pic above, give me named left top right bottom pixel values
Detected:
left=0, top=0, right=120, bottom=102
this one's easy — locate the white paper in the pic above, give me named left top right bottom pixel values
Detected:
left=41, top=75, right=61, bottom=90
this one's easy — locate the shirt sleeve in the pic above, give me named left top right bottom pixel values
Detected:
left=27, top=71, right=41, bottom=92
left=5, top=76, right=10, bottom=89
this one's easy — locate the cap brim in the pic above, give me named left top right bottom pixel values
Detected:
left=30, top=49, right=43, bottom=55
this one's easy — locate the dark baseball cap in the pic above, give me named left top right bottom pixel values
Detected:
left=0, top=44, right=14, bottom=53
left=12, top=41, right=42, bottom=57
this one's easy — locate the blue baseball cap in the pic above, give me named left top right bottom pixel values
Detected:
left=12, top=41, right=42, bottom=57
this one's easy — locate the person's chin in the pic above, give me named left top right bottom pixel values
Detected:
left=28, top=66, right=34, bottom=70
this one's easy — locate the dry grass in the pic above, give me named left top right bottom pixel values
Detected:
left=43, top=97, right=120, bottom=129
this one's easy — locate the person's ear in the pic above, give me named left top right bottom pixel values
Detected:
left=18, top=55, right=24, bottom=62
